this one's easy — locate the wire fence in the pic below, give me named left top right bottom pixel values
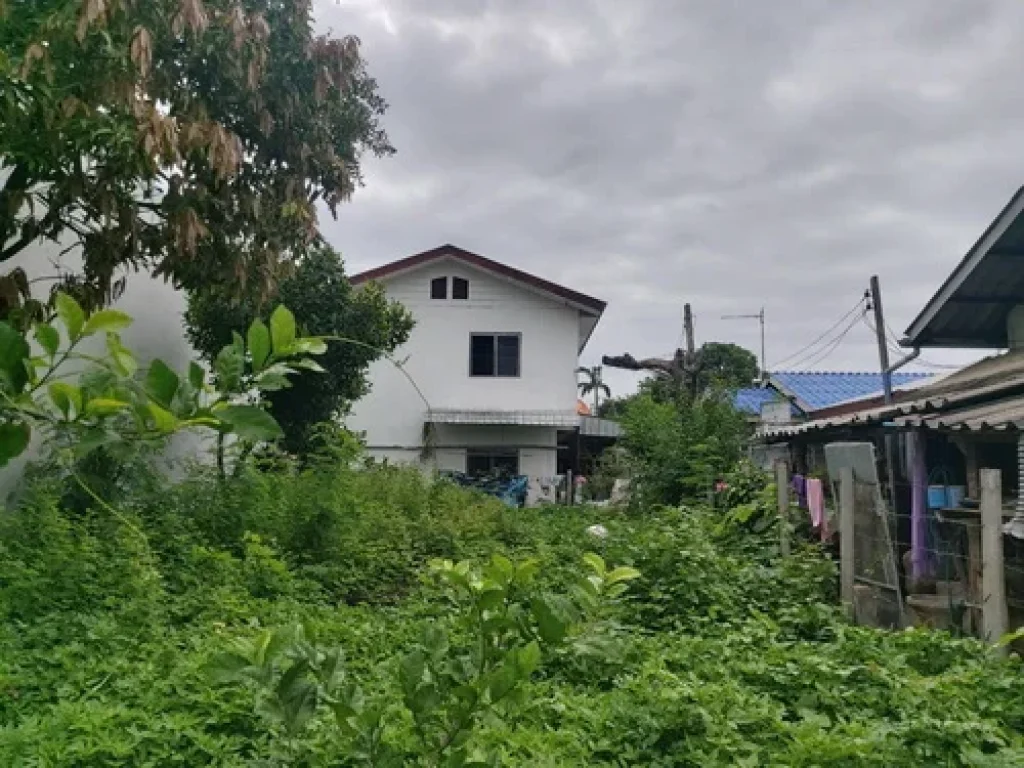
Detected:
left=780, top=463, right=1024, bottom=645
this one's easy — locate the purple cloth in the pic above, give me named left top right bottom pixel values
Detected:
left=910, top=432, right=933, bottom=579
left=791, top=474, right=807, bottom=509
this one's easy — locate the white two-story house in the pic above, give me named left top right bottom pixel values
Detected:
left=346, top=245, right=608, bottom=501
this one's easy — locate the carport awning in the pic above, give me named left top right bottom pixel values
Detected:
left=579, top=416, right=622, bottom=438
left=426, top=409, right=580, bottom=428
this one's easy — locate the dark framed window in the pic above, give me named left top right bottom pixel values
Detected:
left=466, top=449, right=519, bottom=476
left=470, top=333, right=520, bottom=377
left=452, top=277, right=469, bottom=300
left=430, top=276, right=447, bottom=299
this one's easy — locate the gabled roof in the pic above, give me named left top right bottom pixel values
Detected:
left=735, top=372, right=932, bottom=418
left=771, top=371, right=933, bottom=412
left=349, top=244, right=607, bottom=316
left=734, top=387, right=791, bottom=416
left=763, top=352, right=1024, bottom=438
left=903, top=186, right=1024, bottom=349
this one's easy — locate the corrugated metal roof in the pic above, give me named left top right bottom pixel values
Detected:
left=427, top=409, right=579, bottom=427
left=903, top=186, right=1024, bottom=349
left=734, top=387, right=785, bottom=415
left=896, top=396, right=1024, bottom=432
left=763, top=351, right=1024, bottom=438
left=579, top=416, right=622, bottom=438
left=771, top=371, right=933, bottom=411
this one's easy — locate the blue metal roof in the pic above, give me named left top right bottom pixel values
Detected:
left=771, top=371, right=933, bottom=411
left=734, top=387, right=784, bottom=415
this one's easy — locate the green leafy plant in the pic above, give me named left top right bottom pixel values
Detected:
left=0, top=294, right=325, bottom=481
left=618, top=391, right=747, bottom=506
left=2, top=467, right=1023, bottom=766
left=1, top=0, right=392, bottom=308
left=210, top=553, right=640, bottom=766
left=186, top=242, right=414, bottom=454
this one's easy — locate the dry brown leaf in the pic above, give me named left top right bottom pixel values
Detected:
left=76, top=0, right=108, bottom=43
left=18, top=43, right=46, bottom=79
left=249, top=13, right=270, bottom=41
left=130, top=26, right=153, bottom=78
left=226, top=4, right=247, bottom=49
left=258, top=109, right=274, bottom=137
left=61, top=96, right=81, bottom=118
left=177, top=208, right=209, bottom=255
left=180, top=0, right=209, bottom=34
left=246, top=58, right=260, bottom=91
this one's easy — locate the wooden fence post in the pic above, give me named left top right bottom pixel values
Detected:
left=980, top=468, right=1008, bottom=649
left=775, top=459, right=790, bottom=557
left=840, top=466, right=856, bottom=619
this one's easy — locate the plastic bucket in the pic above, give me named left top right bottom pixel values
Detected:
left=946, top=485, right=966, bottom=509
left=927, top=485, right=948, bottom=510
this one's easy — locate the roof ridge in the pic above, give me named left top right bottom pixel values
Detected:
left=773, top=370, right=933, bottom=377
left=349, top=244, right=606, bottom=314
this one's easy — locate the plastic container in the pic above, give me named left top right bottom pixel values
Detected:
left=927, top=485, right=948, bottom=509
left=927, top=467, right=953, bottom=510
left=945, top=485, right=966, bottom=509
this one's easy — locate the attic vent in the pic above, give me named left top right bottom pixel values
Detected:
left=1008, top=305, right=1024, bottom=350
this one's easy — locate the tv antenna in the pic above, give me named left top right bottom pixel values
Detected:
left=721, top=307, right=766, bottom=382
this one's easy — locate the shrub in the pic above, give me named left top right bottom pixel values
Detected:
left=0, top=460, right=1021, bottom=766
left=619, top=392, right=747, bottom=506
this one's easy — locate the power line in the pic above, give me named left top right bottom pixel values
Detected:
left=788, top=309, right=867, bottom=370
left=864, top=315, right=962, bottom=371
left=770, top=295, right=869, bottom=370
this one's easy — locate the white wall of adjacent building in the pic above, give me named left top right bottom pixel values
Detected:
left=346, top=257, right=581, bottom=441
left=1, top=244, right=590, bottom=502
left=345, top=256, right=585, bottom=488
left=0, top=237, right=202, bottom=496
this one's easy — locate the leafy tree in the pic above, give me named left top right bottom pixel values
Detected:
left=619, top=391, right=747, bottom=506
left=0, top=0, right=392, bottom=310
left=599, top=342, right=758, bottom=420
left=185, top=243, right=413, bottom=454
left=696, top=342, right=759, bottom=392
left=577, top=364, right=611, bottom=413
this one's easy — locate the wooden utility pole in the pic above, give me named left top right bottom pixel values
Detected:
left=840, top=466, right=856, bottom=619
left=870, top=276, right=899, bottom=513
left=683, top=303, right=695, bottom=358
left=869, top=276, right=893, bottom=404
left=980, top=469, right=1008, bottom=648
left=775, top=459, right=790, bottom=557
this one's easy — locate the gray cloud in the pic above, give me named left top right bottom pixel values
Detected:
left=314, top=0, right=1024, bottom=394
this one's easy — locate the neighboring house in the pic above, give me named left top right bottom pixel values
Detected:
left=735, top=371, right=934, bottom=428
left=767, top=184, right=1024, bottom=500
left=736, top=371, right=931, bottom=469
left=345, top=244, right=613, bottom=503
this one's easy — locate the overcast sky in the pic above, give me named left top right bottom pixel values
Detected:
left=313, top=0, right=1024, bottom=396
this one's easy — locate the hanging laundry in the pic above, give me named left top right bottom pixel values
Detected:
left=806, top=478, right=826, bottom=539
left=791, top=474, right=807, bottom=509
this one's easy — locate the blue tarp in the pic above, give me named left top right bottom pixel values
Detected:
left=442, top=472, right=529, bottom=507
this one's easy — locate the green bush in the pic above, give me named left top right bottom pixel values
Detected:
left=0, top=461, right=1021, bottom=766
left=619, top=392, right=747, bottom=506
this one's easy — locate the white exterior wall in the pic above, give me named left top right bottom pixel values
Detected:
left=1, top=242, right=587, bottom=505
left=0, top=239, right=203, bottom=496
left=431, top=424, right=559, bottom=504
left=346, top=258, right=581, bottom=444
left=346, top=257, right=583, bottom=502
